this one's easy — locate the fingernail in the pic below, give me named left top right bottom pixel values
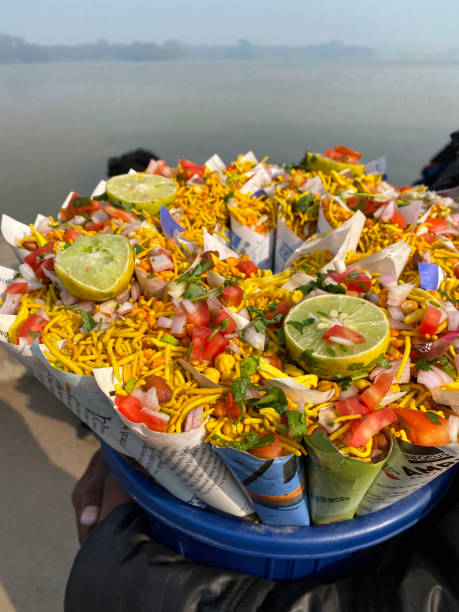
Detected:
left=80, top=505, right=99, bottom=526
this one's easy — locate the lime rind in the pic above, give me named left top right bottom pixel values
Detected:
left=284, top=295, right=390, bottom=379
left=55, top=234, right=134, bottom=301
left=106, top=173, right=177, bottom=215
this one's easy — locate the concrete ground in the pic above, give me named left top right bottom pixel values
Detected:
left=0, top=238, right=98, bottom=612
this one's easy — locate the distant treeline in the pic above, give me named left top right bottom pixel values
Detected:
left=0, top=34, right=374, bottom=63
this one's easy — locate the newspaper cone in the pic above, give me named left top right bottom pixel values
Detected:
left=1, top=214, right=32, bottom=262
left=94, top=367, right=255, bottom=518
left=352, top=241, right=412, bottom=280
left=357, top=435, right=459, bottom=516
left=304, top=430, right=390, bottom=524
left=229, top=215, right=275, bottom=269
left=274, top=217, right=304, bottom=274
left=284, top=211, right=365, bottom=272
left=215, top=447, right=309, bottom=526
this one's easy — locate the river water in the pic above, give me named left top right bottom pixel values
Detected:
left=1, top=58, right=458, bottom=221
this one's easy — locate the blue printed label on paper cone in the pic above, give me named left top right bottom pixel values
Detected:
left=418, top=262, right=440, bottom=290
left=160, top=206, right=185, bottom=238
left=215, top=446, right=310, bottom=526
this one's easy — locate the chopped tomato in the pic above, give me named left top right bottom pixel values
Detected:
left=324, top=145, right=362, bottom=164
left=178, top=158, right=206, bottom=181
left=345, top=407, right=397, bottom=448
left=59, top=193, right=101, bottom=222
left=335, top=396, right=369, bottom=417
left=115, top=395, right=168, bottom=432
left=266, top=301, right=290, bottom=327
left=24, top=241, right=55, bottom=273
left=84, top=221, right=108, bottom=232
left=101, top=202, right=139, bottom=224
left=17, top=314, right=48, bottom=344
left=394, top=407, right=450, bottom=446
left=151, top=159, right=171, bottom=176
left=225, top=392, right=241, bottom=420
left=360, top=373, right=394, bottom=410
left=221, top=284, right=243, bottom=307
left=327, top=268, right=372, bottom=293
left=214, top=311, right=237, bottom=334
left=425, top=218, right=453, bottom=234
left=236, top=259, right=258, bottom=278
left=250, top=433, right=286, bottom=459
left=418, top=306, right=442, bottom=336
left=322, top=324, right=366, bottom=344
left=6, top=281, right=29, bottom=294
left=189, top=325, right=228, bottom=362
left=186, top=301, right=210, bottom=327
left=264, top=354, right=284, bottom=371
left=391, top=209, right=406, bottom=229
left=202, top=333, right=229, bottom=362
left=63, top=229, right=81, bottom=242
left=35, top=256, right=55, bottom=282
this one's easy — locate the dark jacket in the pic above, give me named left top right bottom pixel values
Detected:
left=65, top=470, right=459, bottom=612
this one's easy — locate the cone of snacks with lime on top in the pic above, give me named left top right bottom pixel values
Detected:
left=2, top=149, right=459, bottom=530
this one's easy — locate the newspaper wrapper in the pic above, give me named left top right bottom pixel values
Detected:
left=317, top=196, right=353, bottom=235
left=229, top=214, right=275, bottom=270
left=1, top=214, right=34, bottom=262
left=304, top=430, right=391, bottom=524
left=274, top=217, right=305, bottom=274
left=364, top=157, right=387, bottom=176
left=352, top=241, right=411, bottom=279
left=284, top=210, right=366, bottom=272
left=357, top=436, right=459, bottom=516
left=202, top=228, right=238, bottom=260
left=215, top=446, right=309, bottom=526
left=94, top=367, right=255, bottom=518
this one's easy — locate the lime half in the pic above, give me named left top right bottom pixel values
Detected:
left=106, top=173, right=177, bottom=216
left=284, top=294, right=390, bottom=379
left=55, top=234, right=134, bottom=301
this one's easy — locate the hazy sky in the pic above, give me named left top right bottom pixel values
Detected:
left=2, top=0, right=459, bottom=52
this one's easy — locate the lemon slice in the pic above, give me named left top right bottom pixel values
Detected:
left=106, top=173, right=177, bottom=216
left=284, top=294, right=390, bottom=379
left=302, top=153, right=365, bottom=176
left=55, top=234, right=134, bottom=301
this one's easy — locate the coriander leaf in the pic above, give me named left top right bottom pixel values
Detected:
left=134, top=243, right=143, bottom=254
left=296, top=193, right=316, bottom=214
left=27, top=330, right=41, bottom=339
left=426, top=411, right=442, bottom=426
left=175, top=261, right=213, bottom=284
left=213, top=432, right=275, bottom=452
left=285, top=411, right=307, bottom=437
left=183, top=282, right=207, bottom=300
left=248, top=386, right=288, bottom=414
left=232, top=376, right=252, bottom=406
left=276, top=327, right=286, bottom=344
left=326, top=347, right=336, bottom=356
left=287, top=318, right=315, bottom=334
left=77, top=310, right=97, bottom=334
left=72, top=196, right=93, bottom=210
left=339, top=377, right=352, bottom=391
left=348, top=362, right=365, bottom=371
left=240, top=355, right=260, bottom=378
left=160, top=334, right=180, bottom=346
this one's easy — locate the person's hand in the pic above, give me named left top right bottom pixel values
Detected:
left=71, top=449, right=131, bottom=545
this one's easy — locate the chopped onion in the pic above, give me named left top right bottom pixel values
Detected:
left=0, top=293, right=21, bottom=315
left=417, top=365, right=453, bottom=389
left=135, top=268, right=167, bottom=299
left=379, top=274, right=397, bottom=289
left=370, top=358, right=410, bottom=384
left=318, top=405, right=340, bottom=433
left=238, top=306, right=250, bottom=320
left=243, top=324, right=265, bottom=350
left=76, top=300, right=95, bottom=314
left=157, top=316, right=173, bottom=329
left=389, top=317, right=411, bottom=330
left=71, top=215, right=86, bottom=225
left=115, top=288, right=131, bottom=303
left=100, top=299, right=117, bottom=315
left=339, top=385, right=358, bottom=399
left=35, top=216, right=54, bottom=234
left=145, top=387, right=160, bottom=411
left=130, top=282, right=141, bottom=302
left=207, top=294, right=223, bottom=316
left=171, top=313, right=186, bottom=336
left=18, top=262, right=37, bottom=282
left=130, top=387, right=146, bottom=405
left=206, top=270, right=225, bottom=288
left=182, top=299, right=197, bottom=315
left=387, top=283, right=415, bottom=307
left=17, top=336, right=30, bottom=348
left=228, top=340, right=241, bottom=355
left=91, top=210, right=110, bottom=224
left=167, top=280, right=186, bottom=299
left=380, top=391, right=407, bottom=406
left=60, top=289, right=78, bottom=306
left=43, top=268, right=64, bottom=290
left=413, top=332, right=459, bottom=361
left=120, top=221, right=141, bottom=236
left=150, top=253, right=174, bottom=272
left=328, top=335, right=355, bottom=346
left=245, top=386, right=262, bottom=400
left=388, top=306, right=405, bottom=321
left=184, top=406, right=203, bottom=432
left=117, top=302, right=134, bottom=315
left=35, top=308, right=50, bottom=321
left=449, top=416, right=459, bottom=443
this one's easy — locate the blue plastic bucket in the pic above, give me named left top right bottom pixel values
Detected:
left=101, top=442, right=456, bottom=581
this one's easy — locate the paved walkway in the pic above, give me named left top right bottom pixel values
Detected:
left=0, top=238, right=98, bottom=611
